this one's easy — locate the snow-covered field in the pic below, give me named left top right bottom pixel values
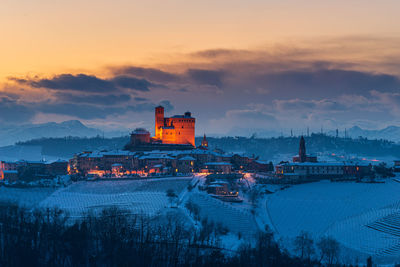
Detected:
left=189, top=192, right=258, bottom=238
left=3, top=174, right=400, bottom=263
left=39, top=178, right=192, bottom=218
left=0, top=187, right=55, bottom=207
left=266, top=179, right=400, bottom=263
left=0, top=178, right=192, bottom=218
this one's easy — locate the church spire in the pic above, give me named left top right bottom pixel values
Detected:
left=201, top=134, right=208, bottom=148
left=299, top=136, right=306, bottom=163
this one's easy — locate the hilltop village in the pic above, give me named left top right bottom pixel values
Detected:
left=0, top=107, right=399, bottom=264
left=0, top=106, right=385, bottom=184
left=67, top=106, right=273, bottom=178
left=0, top=106, right=272, bottom=183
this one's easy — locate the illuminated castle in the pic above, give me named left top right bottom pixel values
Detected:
left=126, top=106, right=195, bottom=151
left=154, top=106, right=195, bottom=146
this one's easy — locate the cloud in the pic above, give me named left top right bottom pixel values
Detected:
left=226, top=109, right=277, bottom=122
left=55, top=92, right=131, bottom=105
left=134, top=97, right=148, bottom=102
left=12, top=74, right=115, bottom=92
left=158, top=100, right=174, bottom=112
left=190, top=48, right=250, bottom=59
left=0, top=97, right=35, bottom=123
left=112, top=66, right=180, bottom=83
left=10, top=73, right=153, bottom=92
left=186, top=69, right=225, bottom=87
left=241, top=69, right=400, bottom=99
left=208, top=106, right=278, bottom=135
left=110, top=75, right=151, bottom=91
left=5, top=38, right=400, bottom=132
left=36, top=102, right=127, bottom=120
left=274, top=99, right=344, bottom=112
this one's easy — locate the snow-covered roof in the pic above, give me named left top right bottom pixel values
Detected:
left=279, top=161, right=371, bottom=167
left=2, top=170, right=18, bottom=174
left=48, top=159, right=68, bottom=164
left=171, top=114, right=193, bottom=118
left=16, top=160, right=46, bottom=164
left=80, top=150, right=135, bottom=158
left=131, top=128, right=150, bottom=135
left=210, top=181, right=229, bottom=185
left=179, top=156, right=196, bottom=161
left=204, top=162, right=232, bottom=166
left=139, top=154, right=175, bottom=160
left=190, top=148, right=225, bottom=156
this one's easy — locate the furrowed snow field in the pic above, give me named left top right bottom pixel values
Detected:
left=0, top=187, right=55, bottom=207
left=266, top=179, right=400, bottom=263
left=189, top=192, right=258, bottom=238
left=39, top=178, right=193, bottom=218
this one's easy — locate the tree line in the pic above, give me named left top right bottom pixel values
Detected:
left=16, top=133, right=400, bottom=160
left=0, top=202, right=358, bottom=267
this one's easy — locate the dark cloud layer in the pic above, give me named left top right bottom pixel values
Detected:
left=114, top=66, right=180, bottom=83
left=252, top=69, right=400, bottom=98
left=110, top=76, right=151, bottom=91
left=55, top=92, right=131, bottom=105
left=10, top=74, right=153, bottom=92
left=0, top=97, right=34, bottom=123
left=5, top=44, right=400, bottom=133
left=186, top=69, right=225, bottom=87
left=37, top=103, right=127, bottom=120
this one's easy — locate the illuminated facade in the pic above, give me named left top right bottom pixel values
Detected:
left=154, top=106, right=195, bottom=146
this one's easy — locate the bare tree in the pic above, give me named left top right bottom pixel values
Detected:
left=293, top=231, right=314, bottom=260
left=166, top=189, right=178, bottom=207
left=248, top=187, right=261, bottom=208
left=317, top=236, right=340, bottom=266
left=185, top=200, right=201, bottom=223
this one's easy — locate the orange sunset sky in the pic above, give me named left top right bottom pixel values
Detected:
left=1, top=0, right=400, bottom=135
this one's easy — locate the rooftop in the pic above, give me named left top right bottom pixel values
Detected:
left=204, top=162, right=232, bottom=166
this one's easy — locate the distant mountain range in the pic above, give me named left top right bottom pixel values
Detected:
left=0, top=120, right=125, bottom=147
left=1, top=120, right=400, bottom=148
left=328, top=126, right=400, bottom=142
left=230, top=125, right=400, bottom=143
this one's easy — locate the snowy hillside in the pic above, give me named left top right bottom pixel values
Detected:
left=266, top=179, right=400, bottom=263
left=188, top=192, right=258, bottom=238
left=39, top=178, right=193, bottom=218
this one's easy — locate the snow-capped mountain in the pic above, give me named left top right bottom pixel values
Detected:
left=0, top=120, right=103, bottom=146
left=345, top=125, right=400, bottom=142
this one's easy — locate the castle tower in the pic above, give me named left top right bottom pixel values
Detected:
left=299, top=136, right=306, bottom=163
left=155, top=106, right=164, bottom=140
left=201, top=134, right=208, bottom=148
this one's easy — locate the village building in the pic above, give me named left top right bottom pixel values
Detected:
left=393, top=160, right=400, bottom=172
left=201, top=162, right=232, bottom=174
left=68, top=106, right=269, bottom=178
left=276, top=137, right=373, bottom=180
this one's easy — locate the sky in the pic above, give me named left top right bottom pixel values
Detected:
left=1, top=0, right=400, bottom=136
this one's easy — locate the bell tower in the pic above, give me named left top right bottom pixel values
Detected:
left=299, top=136, right=306, bottom=163
left=201, top=134, right=208, bottom=148
left=155, top=106, right=164, bottom=140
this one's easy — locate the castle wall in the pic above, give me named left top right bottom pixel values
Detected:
left=154, top=106, right=195, bottom=147
left=167, top=118, right=195, bottom=146
left=160, top=128, right=177, bottom=144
